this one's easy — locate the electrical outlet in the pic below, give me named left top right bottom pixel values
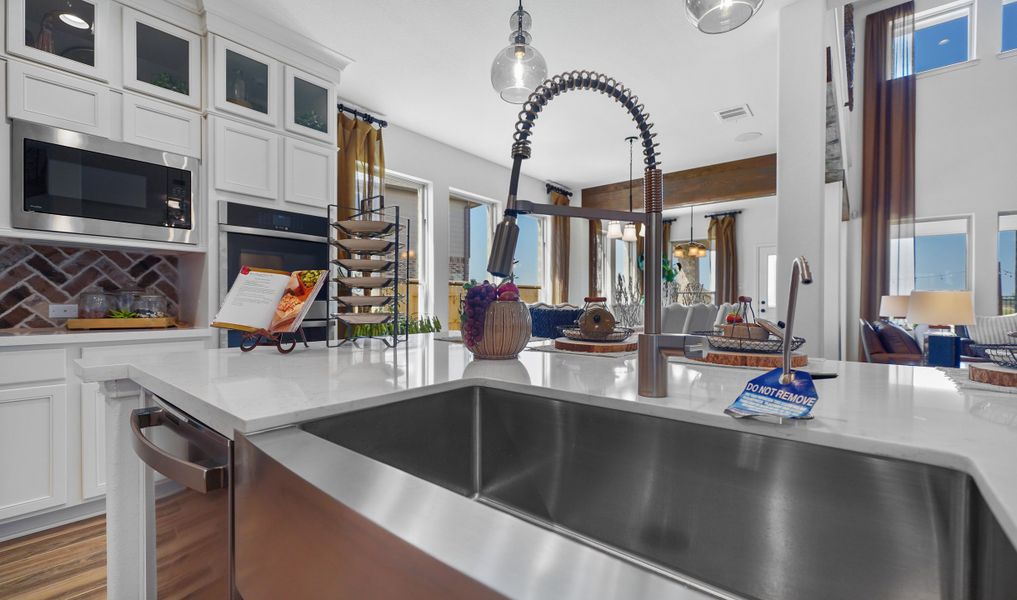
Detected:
left=48, top=304, right=79, bottom=319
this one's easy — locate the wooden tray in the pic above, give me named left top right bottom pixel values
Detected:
left=554, top=337, right=638, bottom=353
left=691, top=350, right=807, bottom=369
left=969, top=363, right=1017, bottom=388
left=67, top=317, right=176, bottom=330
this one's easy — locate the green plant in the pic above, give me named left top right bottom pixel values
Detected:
left=108, top=309, right=138, bottom=319
left=349, top=315, right=442, bottom=338
left=151, top=72, right=188, bottom=95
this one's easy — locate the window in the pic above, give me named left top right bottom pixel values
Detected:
left=448, top=196, right=492, bottom=282
left=1004, top=0, right=1017, bottom=52
left=513, top=214, right=545, bottom=291
left=890, top=217, right=970, bottom=295
left=913, top=2, right=973, bottom=73
left=999, top=214, right=1017, bottom=315
left=383, top=184, right=421, bottom=280
left=612, top=238, right=633, bottom=294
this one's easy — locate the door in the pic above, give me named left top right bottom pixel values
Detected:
left=757, top=245, right=778, bottom=319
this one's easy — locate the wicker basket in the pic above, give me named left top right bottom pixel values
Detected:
left=465, top=301, right=532, bottom=360
left=719, top=322, right=769, bottom=340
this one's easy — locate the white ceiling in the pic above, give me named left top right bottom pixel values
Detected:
left=242, top=0, right=792, bottom=190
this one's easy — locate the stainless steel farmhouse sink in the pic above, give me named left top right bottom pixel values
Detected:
left=236, top=387, right=1017, bottom=600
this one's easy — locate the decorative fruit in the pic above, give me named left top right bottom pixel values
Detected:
left=462, top=281, right=498, bottom=347
left=726, top=312, right=743, bottom=324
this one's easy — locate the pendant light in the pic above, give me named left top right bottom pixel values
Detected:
left=621, top=136, right=639, bottom=243
left=674, top=206, right=708, bottom=258
left=491, top=1, right=548, bottom=104
left=686, top=0, right=764, bottom=35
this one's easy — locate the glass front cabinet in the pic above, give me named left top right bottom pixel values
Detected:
left=213, top=35, right=278, bottom=126
left=284, top=66, right=336, bottom=144
left=122, top=8, right=201, bottom=108
left=6, top=0, right=111, bottom=81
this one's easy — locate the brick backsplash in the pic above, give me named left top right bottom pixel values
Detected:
left=0, top=242, right=180, bottom=329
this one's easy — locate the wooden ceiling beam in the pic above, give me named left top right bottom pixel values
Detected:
left=581, top=154, right=777, bottom=211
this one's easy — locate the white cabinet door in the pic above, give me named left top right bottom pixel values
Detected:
left=214, top=117, right=279, bottom=199
left=122, top=93, right=201, bottom=158
left=122, top=7, right=201, bottom=108
left=80, top=382, right=106, bottom=499
left=0, top=385, right=67, bottom=520
left=211, top=35, right=279, bottom=127
left=284, top=65, right=336, bottom=144
left=7, top=61, right=110, bottom=136
left=284, top=137, right=335, bottom=209
left=6, top=0, right=112, bottom=82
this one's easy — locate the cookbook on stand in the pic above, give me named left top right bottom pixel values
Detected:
left=212, top=267, right=327, bottom=334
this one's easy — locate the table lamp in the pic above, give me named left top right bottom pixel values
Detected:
left=906, top=291, right=975, bottom=368
left=878, top=295, right=911, bottom=323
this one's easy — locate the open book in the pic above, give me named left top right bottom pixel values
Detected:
left=212, top=267, right=327, bottom=334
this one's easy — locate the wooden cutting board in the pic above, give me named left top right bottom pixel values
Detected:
left=67, top=317, right=177, bottom=330
left=969, top=363, right=1017, bottom=388
left=691, top=349, right=808, bottom=369
left=554, top=337, right=638, bottom=353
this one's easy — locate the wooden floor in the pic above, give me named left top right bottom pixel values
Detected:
left=0, top=515, right=107, bottom=599
left=0, top=488, right=227, bottom=599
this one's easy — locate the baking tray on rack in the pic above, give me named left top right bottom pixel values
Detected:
left=335, top=276, right=394, bottom=289
left=335, top=314, right=394, bottom=325
left=331, top=238, right=398, bottom=255
left=332, top=258, right=395, bottom=272
left=333, top=295, right=393, bottom=308
left=332, top=220, right=402, bottom=238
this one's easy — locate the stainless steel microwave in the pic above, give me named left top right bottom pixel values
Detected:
left=12, top=120, right=199, bottom=244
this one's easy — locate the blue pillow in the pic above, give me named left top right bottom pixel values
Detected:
left=529, top=305, right=583, bottom=339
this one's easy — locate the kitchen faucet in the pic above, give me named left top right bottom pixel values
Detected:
left=780, top=256, right=813, bottom=384
left=487, top=70, right=812, bottom=397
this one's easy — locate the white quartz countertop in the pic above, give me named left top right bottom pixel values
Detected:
left=75, top=334, right=1017, bottom=547
left=0, top=326, right=216, bottom=347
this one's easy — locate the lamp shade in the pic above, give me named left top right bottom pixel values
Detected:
left=906, top=291, right=975, bottom=326
left=878, top=295, right=910, bottom=318
left=606, top=221, right=623, bottom=239
left=622, top=223, right=638, bottom=242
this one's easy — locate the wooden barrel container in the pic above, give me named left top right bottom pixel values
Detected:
left=466, top=301, right=532, bottom=360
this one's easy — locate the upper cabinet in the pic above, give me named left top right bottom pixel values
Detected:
left=212, top=35, right=278, bottom=126
left=284, top=65, right=335, bottom=144
left=122, top=7, right=201, bottom=108
left=6, top=0, right=112, bottom=81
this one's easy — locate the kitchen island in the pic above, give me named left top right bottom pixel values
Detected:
left=76, top=334, right=1017, bottom=599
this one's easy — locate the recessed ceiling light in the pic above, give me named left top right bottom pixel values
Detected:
left=938, top=38, right=950, bottom=46
left=735, top=131, right=762, bottom=142
left=59, top=13, right=90, bottom=29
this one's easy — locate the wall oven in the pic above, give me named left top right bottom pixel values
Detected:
left=218, top=202, right=329, bottom=347
left=12, top=120, right=198, bottom=244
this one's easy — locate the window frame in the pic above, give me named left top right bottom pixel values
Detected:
left=385, top=170, right=431, bottom=316
left=890, top=215, right=972, bottom=295
left=912, top=0, right=976, bottom=75
left=998, top=212, right=1017, bottom=315
left=1003, top=0, right=1017, bottom=53
left=448, top=188, right=498, bottom=284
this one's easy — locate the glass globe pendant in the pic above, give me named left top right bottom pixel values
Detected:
left=491, top=1, right=548, bottom=104
left=686, top=0, right=764, bottom=34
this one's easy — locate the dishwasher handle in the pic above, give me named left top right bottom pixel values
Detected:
left=130, top=406, right=228, bottom=493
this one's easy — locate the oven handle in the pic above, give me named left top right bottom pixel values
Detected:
left=219, top=224, right=328, bottom=243
left=130, top=407, right=228, bottom=493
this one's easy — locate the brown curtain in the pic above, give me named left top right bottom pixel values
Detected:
left=338, top=112, right=386, bottom=217
left=588, top=220, right=602, bottom=297
left=550, top=191, right=571, bottom=304
left=860, top=3, right=915, bottom=334
left=709, top=215, right=738, bottom=304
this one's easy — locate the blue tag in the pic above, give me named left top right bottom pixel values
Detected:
left=725, top=367, right=819, bottom=420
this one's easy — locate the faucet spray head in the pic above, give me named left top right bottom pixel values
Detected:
left=488, top=215, right=519, bottom=278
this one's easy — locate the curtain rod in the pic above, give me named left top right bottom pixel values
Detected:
left=337, top=103, right=388, bottom=128
left=545, top=183, right=573, bottom=197
left=703, top=209, right=742, bottom=219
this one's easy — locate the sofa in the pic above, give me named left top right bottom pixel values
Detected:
left=957, top=313, right=1017, bottom=359
left=859, top=319, right=924, bottom=365
left=662, top=303, right=720, bottom=335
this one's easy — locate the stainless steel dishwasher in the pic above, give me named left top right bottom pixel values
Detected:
left=131, top=397, right=233, bottom=599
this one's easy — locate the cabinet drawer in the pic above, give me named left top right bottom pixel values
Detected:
left=0, top=349, right=66, bottom=386
left=7, top=61, right=110, bottom=136
left=80, top=340, right=209, bottom=361
left=122, top=93, right=201, bottom=158
left=0, top=385, right=68, bottom=520
left=214, top=118, right=279, bottom=199
left=284, top=137, right=335, bottom=209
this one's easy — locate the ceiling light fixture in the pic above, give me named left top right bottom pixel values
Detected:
left=673, top=206, right=708, bottom=258
left=686, top=0, right=764, bottom=34
left=59, top=12, right=90, bottom=29
left=735, top=131, right=763, bottom=142
left=490, top=1, right=548, bottom=104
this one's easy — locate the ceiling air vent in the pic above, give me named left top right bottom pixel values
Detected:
left=714, top=104, right=753, bottom=123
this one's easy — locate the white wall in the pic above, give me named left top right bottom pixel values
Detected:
left=663, top=196, right=778, bottom=306
left=382, top=124, right=548, bottom=327
left=841, top=0, right=1017, bottom=351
